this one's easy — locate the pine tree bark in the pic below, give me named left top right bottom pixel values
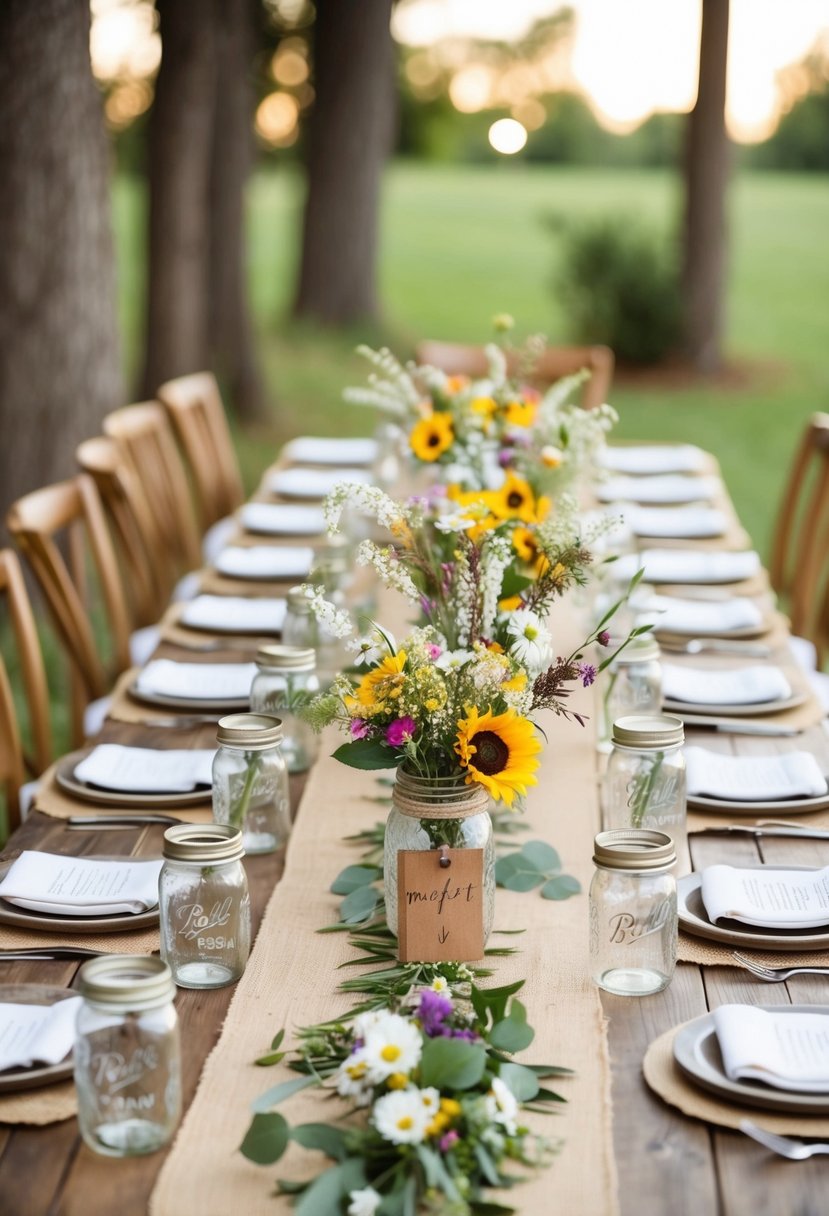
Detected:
left=293, top=0, right=396, bottom=327
left=141, top=0, right=217, bottom=397
left=0, top=0, right=123, bottom=522
left=208, top=0, right=265, bottom=422
left=681, top=0, right=731, bottom=374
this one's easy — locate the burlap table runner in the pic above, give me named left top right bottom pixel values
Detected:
left=643, top=1023, right=829, bottom=1135
left=150, top=604, right=618, bottom=1216
left=31, top=762, right=212, bottom=825
left=0, top=1081, right=76, bottom=1126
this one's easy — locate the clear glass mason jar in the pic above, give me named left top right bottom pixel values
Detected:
left=212, top=713, right=291, bottom=855
left=383, top=769, right=495, bottom=947
left=282, top=584, right=349, bottom=689
left=589, top=828, right=677, bottom=996
left=74, top=955, right=181, bottom=1157
left=597, top=636, right=662, bottom=754
left=250, top=644, right=320, bottom=773
left=159, top=823, right=251, bottom=989
left=602, top=714, right=687, bottom=871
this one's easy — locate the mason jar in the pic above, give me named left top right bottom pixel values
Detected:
left=212, top=713, right=291, bottom=854
left=597, top=636, right=662, bottom=753
left=159, top=823, right=251, bottom=989
left=74, top=955, right=181, bottom=1157
left=602, top=714, right=687, bottom=871
left=282, top=584, right=349, bottom=689
left=384, top=769, right=495, bottom=949
left=250, top=644, right=320, bottom=773
left=589, top=828, right=677, bottom=996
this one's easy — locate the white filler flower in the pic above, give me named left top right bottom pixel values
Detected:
left=347, top=1186, right=383, bottom=1216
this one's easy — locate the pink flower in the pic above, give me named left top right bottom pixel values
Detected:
left=597, top=630, right=611, bottom=647
left=426, top=643, right=442, bottom=660
left=350, top=719, right=369, bottom=739
left=386, top=717, right=416, bottom=747
left=439, top=1130, right=459, bottom=1152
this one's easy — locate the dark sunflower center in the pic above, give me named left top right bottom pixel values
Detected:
left=507, top=491, right=524, bottom=508
left=472, top=730, right=510, bottom=775
left=427, top=432, right=441, bottom=447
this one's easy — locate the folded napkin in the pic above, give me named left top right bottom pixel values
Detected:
left=614, top=549, right=761, bottom=585
left=214, top=546, right=313, bottom=581
left=662, top=663, right=791, bottom=705
left=633, top=593, right=764, bottom=635
left=284, top=436, right=378, bottom=466
left=135, top=660, right=257, bottom=701
left=268, top=467, right=371, bottom=500
left=713, top=1005, right=829, bottom=1092
left=599, top=444, right=708, bottom=475
left=239, top=502, right=326, bottom=536
left=75, top=744, right=215, bottom=793
left=685, top=746, right=827, bottom=801
left=0, top=851, right=163, bottom=916
left=596, top=474, right=721, bottom=505
left=180, top=595, right=286, bottom=634
left=624, top=506, right=727, bottom=539
left=0, top=997, right=83, bottom=1073
left=701, top=864, right=829, bottom=929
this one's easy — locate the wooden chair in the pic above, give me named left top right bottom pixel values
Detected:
left=157, top=372, right=245, bottom=532
left=0, top=549, right=52, bottom=832
left=415, top=340, right=615, bottom=411
left=6, top=475, right=132, bottom=750
left=103, top=401, right=203, bottom=580
left=769, top=413, right=829, bottom=645
left=76, top=436, right=172, bottom=628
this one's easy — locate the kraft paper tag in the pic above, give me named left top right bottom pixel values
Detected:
left=397, top=848, right=485, bottom=963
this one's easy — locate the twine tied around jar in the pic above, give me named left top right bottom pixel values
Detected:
left=392, top=769, right=491, bottom=821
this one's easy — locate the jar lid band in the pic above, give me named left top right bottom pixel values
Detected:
left=216, top=712, right=283, bottom=749
left=77, top=955, right=175, bottom=1010
left=163, top=823, right=245, bottom=863
left=255, top=643, right=316, bottom=671
left=611, top=713, right=684, bottom=749
left=593, top=828, right=676, bottom=871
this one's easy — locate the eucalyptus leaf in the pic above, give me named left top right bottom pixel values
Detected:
left=498, top=1061, right=540, bottom=1101
left=250, top=1074, right=316, bottom=1113
left=339, top=885, right=380, bottom=924
left=498, top=870, right=545, bottom=893
left=490, top=1001, right=535, bottom=1052
left=330, top=864, right=382, bottom=895
left=541, top=874, right=582, bottom=901
left=419, top=1038, right=486, bottom=1090
left=474, top=1142, right=503, bottom=1187
left=239, top=1112, right=289, bottom=1165
left=291, top=1123, right=349, bottom=1161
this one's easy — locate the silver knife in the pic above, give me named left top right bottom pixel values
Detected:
left=696, top=824, right=829, bottom=839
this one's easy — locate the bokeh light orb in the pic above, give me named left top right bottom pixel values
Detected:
left=488, top=118, right=528, bottom=155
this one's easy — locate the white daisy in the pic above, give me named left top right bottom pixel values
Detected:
left=335, top=1048, right=372, bottom=1107
left=484, top=1076, right=519, bottom=1136
left=353, top=628, right=394, bottom=668
left=353, top=1009, right=386, bottom=1040
left=417, top=1086, right=441, bottom=1117
left=347, top=1187, right=382, bottom=1216
left=504, top=608, right=550, bottom=672
left=434, top=648, right=476, bottom=671
left=429, top=976, right=450, bottom=993
left=363, top=1013, right=423, bottom=1082
left=434, top=509, right=476, bottom=534
left=372, top=1087, right=430, bottom=1145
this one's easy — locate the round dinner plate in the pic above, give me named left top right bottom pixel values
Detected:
left=0, top=984, right=77, bottom=1094
left=0, top=859, right=159, bottom=935
left=55, top=749, right=211, bottom=810
left=127, top=682, right=249, bottom=713
left=687, top=788, right=829, bottom=816
left=678, top=869, right=829, bottom=951
left=673, top=1006, right=829, bottom=1114
left=663, top=689, right=808, bottom=718
left=655, top=619, right=772, bottom=642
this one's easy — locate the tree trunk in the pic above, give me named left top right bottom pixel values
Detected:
left=141, top=0, right=217, bottom=397
left=293, top=0, right=396, bottom=327
left=208, top=0, right=266, bottom=422
left=681, top=0, right=731, bottom=374
left=0, top=0, right=123, bottom=523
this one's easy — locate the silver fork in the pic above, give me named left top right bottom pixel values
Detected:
left=740, top=1119, right=829, bottom=1159
left=731, top=951, right=829, bottom=982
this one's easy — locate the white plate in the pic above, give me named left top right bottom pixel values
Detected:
left=674, top=1007, right=829, bottom=1113
left=678, top=869, right=829, bottom=951
left=128, top=682, right=248, bottom=713
left=663, top=689, right=808, bottom=718
left=55, top=749, right=211, bottom=809
left=0, top=985, right=77, bottom=1094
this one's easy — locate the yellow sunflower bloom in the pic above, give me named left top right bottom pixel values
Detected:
left=489, top=472, right=538, bottom=523
left=512, top=525, right=550, bottom=576
left=502, top=670, right=527, bottom=692
left=499, top=593, right=523, bottom=612
left=503, top=398, right=537, bottom=428
left=455, top=706, right=540, bottom=806
left=445, top=484, right=500, bottom=541
left=410, top=413, right=454, bottom=462
left=470, top=396, right=498, bottom=432
left=355, top=650, right=407, bottom=711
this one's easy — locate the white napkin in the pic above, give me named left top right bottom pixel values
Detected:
left=713, top=1006, right=829, bottom=1093
left=662, top=663, right=791, bottom=705
left=0, top=997, right=83, bottom=1073
left=596, top=474, right=721, bottom=505
left=599, top=444, right=709, bottom=475
left=239, top=503, right=326, bottom=536
left=624, top=506, right=727, bottom=539
left=214, top=546, right=313, bottom=581
left=684, top=747, right=827, bottom=801
left=614, top=549, right=761, bottom=585
left=75, top=744, right=215, bottom=793
left=180, top=595, right=286, bottom=633
left=135, top=660, right=257, bottom=701
left=701, top=865, right=829, bottom=931
left=284, top=436, right=378, bottom=466
left=268, top=467, right=371, bottom=500
left=0, top=852, right=163, bottom=916
left=633, top=593, right=764, bottom=635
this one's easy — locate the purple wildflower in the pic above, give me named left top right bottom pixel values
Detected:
left=386, top=717, right=416, bottom=747
left=597, top=630, right=611, bottom=647
left=420, top=596, right=435, bottom=618
left=497, top=449, right=514, bottom=468
left=439, top=1130, right=460, bottom=1152
left=350, top=718, right=369, bottom=739
left=417, top=989, right=453, bottom=1037
left=579, top=662, right=597, bottom=688
left=451, top=1027, right=478, bottom=1042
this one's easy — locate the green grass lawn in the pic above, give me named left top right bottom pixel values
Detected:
left=116, top=162, right=829, bottom=560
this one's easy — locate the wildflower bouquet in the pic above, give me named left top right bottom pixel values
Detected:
left=241, top=977, right=571, bottom=1215
left=343, top=327, right=617, bottom=496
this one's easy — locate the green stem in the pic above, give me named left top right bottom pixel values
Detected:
left=626, top=750, right=665, bottom=829
left=230, top=750, right=262, bottom=830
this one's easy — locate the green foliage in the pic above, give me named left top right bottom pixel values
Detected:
left=549, top=211, right=681, bottom=365
left=332, top=739, right=397, bottom=770
left=419, top=1037, right=487, bottom=1089
left=239, top=1112, right=290, bottom=1164
left=495, top=840, right=581, bottom=901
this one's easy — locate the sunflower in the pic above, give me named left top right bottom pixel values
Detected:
left=355, top=650, right=408, bottom=712
left=512, top=525, right=550, bottom=576
left=454, top=706, right=540, bottom=806
left=445, top=484, right=500, bottom=541
left=503, top=398, right=537, bottom=428
left=489, top=472, right=538, bottom=523
left=470, top=396, right=498, bottom=432
left=410, top=413, right=454, bottom=462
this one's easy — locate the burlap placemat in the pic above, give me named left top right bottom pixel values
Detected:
left=157, top=604, right=272, bottom=653
left=689, top=806, right=829, bottom=833
left=198, top=570, right=299, bottom=597
left=0, top=923, right=159, bottom=953
left=31, top=763, right=212, bottom=825
left=107, top=669, right=227, bottom=728
left=150, top=602, right=619, bottom=1216
left=643, top=1023, right=829, bottom=1135
left=678, top=932, right=829, bottom=968
left=0, top=1080, right=76, bottom=1126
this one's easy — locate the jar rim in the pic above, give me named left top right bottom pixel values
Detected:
left=78, top=955, right=175, bottom=1010
left=163, top=823, right=245, bottom=863
left=611, top=713, right=684, bottom=749
left=593, top=828, right=676, bottom=871
left=216, top=712, right=283, bottom=749
left=255, top=643, right=315, bottom=671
